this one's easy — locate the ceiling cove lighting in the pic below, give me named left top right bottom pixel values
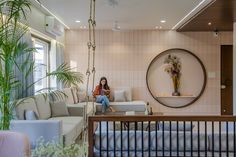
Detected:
left=172, top=0, right=215, bottom=30
left=80, top=26, right=87, bottom=29
left=33, top=0, right=70, bottom=29
left=155, top=26, right=162, bottom=29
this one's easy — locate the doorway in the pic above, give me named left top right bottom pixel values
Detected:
left=221, top=45, right=233, bottom=115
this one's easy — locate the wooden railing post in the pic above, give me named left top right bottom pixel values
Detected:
left=88, top=116, right=94, bottom=157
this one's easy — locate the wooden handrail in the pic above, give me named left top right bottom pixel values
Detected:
left=89, top=115, right=236, bottom=122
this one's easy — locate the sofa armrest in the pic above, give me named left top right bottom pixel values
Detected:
left=67, top=104, right=84, bottom=116
left=10, top=120, right=62, bottom=148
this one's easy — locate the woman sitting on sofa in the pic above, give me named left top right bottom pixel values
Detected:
left=93, top=77, right=115, bottom=113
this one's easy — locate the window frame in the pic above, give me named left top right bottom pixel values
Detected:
left=32, top=36, right=51, bottom=94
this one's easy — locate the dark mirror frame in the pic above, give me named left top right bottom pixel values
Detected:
left=146, top=48, right=207, bottom=108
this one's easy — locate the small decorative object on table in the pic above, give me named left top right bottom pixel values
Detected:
left=148, top=107, right=153, bottom=115
left=164, top=54, right=182, bottom=96
left=125, top=111, right=135, bottom=115
left=145, top=102, right=150, bottom=115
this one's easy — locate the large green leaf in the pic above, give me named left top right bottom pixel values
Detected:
left=47, top=63, right=84, bottom=86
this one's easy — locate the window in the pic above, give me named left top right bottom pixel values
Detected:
left=32, top=37, right=50, bottom=94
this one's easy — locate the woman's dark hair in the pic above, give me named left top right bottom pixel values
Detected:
left=99, top=77, right=110, bottom=90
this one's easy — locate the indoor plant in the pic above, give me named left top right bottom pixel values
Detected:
left=0, top=0, right=83, bottom=130
left=164, top=54, right=182, bottom=96
left=32, top=137, right=88, bottom=157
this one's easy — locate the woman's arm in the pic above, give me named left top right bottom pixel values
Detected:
left=103, top=87, right=110, bottom=95
left=93, top=86, right=100, bottom=97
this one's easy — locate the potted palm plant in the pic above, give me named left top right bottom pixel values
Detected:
left=0, top=0, right=83, bottom=130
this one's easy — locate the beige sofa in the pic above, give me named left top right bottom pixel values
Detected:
left=63, top=87, right=96, bottom=116
left=96, top=87, right=146, bottom=114
left=11, top=92, right=85, bottom=147
left=63, top=86, right=146, bottom=115
left=10, top=86, right=146, bottom=147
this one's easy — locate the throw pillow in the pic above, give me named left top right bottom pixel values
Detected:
left=63, top=88, right=75, bottom=104
left=24, top=110, right=38, bottom=120
left=71, top=87, right=79, bottom=103
left=50, top=101, right=69, bottom=117
left=114, top=90, right=126, bottom=102
left=77, top=91, right=87, bottom=103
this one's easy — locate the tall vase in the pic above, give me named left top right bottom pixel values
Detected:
left=172, top=75, right=180, bottom=96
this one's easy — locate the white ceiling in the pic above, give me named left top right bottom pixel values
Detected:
left=37, top=0, right=204, bottom=30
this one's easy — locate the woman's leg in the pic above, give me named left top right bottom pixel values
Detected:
left=102, top=96, right=110, bottom=107
left=96, top=95, right=102, bottom=103
left=96, top=96, right=106, bottom=113
left=102, top=96, right=116, bottom=112
left=101, top=100, right=106, bottom=113
left=98, top=95, right=115, bottom=112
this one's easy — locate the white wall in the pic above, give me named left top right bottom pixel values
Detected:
left=27, top=6, right=56, bottom=39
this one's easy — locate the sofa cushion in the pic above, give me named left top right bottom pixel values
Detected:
left=71, top=87, right=79, bottom=103
left=114, top=90, right=126, bottom=102
left=68, top=102, right=97, bottom=116
left=96, top=101, right=146, bottom=112
left=94, top=131, right=149, bottom=151
left=24, top=110, right=38, bottom=120
left=48, top=116, right=84, bottom=145
left=34, top=94, right=51, bottom=120
left=77, top=86, right=95, bottom=102
left=48, top=90, right=66, bottom=102
left=159, top=122, right=195, bottom=131
left=208, top=133, right=235, bottom=152
left=95, top=121, right=114, bottom=132
left=77, top=91, right=87, bottom=103
left=150, top=131, right=207, bottom=151
left=15, top=98, right=39, bottom=120
left=111, top=87, right=132, bottom=102
left=63, top=88, right=75, bottom=104
left=50, top=101, right=69, bottom=117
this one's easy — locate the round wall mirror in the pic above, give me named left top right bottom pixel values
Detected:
left=146, top=48, right=207, bottom=108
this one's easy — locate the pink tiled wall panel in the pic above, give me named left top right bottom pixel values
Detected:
left=65, top=30, right=233, bottom=115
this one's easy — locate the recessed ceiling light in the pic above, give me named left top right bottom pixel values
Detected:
left=208, top=22, right=212, bottom=26
left=83, top=26, right=86, bottom=29
left=155, top=26, right=159, bottom=29
left=160, top=20, right=166, bottom=23
left=80, top=26, right=83, bottom=29
left=75, top=20, right=81, bottom=23
left=159, top=26, right=162, bottom=29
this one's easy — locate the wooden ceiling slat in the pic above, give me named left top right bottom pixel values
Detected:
left=178, top=0, right=235, bottom=32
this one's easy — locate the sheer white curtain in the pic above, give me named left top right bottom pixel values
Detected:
left=56, top=43, right=65, bottom=89
left=49, top=41, right=64, bottom=90
left=13, top=31, right=34, bottom=99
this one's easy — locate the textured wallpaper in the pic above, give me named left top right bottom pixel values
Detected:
left=65, top=30, right=232, bottom=115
